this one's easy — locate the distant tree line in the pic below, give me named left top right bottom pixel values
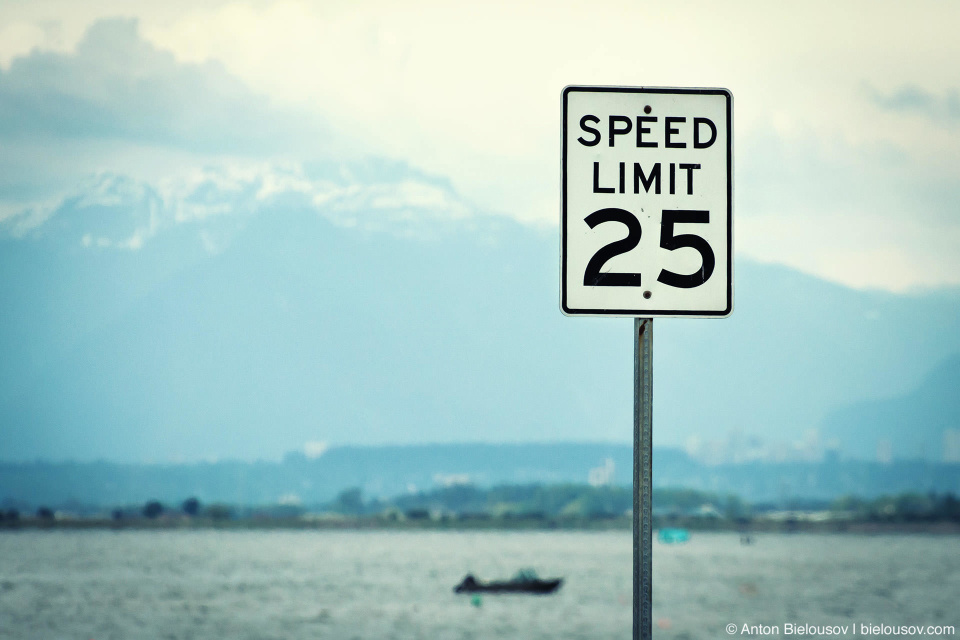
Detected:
left=0, top=496, right=234, bottom=525
left=831, top=492, right=960, bottom=522
left=324, top=485, right=960, bottom=524
left=324, top=484, right=747, bottom=520
left=4, top=487, right=960, bottom=527
left=118, top=497, right=233, bottom=521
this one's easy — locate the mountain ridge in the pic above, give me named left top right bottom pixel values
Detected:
left=2, top=164, right=959, bottom=461
left=822, top=354, right=960, bottom=460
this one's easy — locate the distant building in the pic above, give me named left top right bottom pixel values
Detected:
left=877, top=438, right=893, bottom=464
left=685, top=429, right=822, bottom=465
left=943, top=429, right=960, bottom=463
left=303, top=441, right=329, bottom=459
left=588, top=458, right=615, bottom=487
left=433, top=473, right=472, bottom=487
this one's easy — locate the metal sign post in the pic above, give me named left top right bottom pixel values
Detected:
left=560, top=85, right=732, bottom=640
left=634, top=318, right=653, bottom=640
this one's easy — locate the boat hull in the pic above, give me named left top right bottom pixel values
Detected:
left=454, top=575, right=563, bottom=595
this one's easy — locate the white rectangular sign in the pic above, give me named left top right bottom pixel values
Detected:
left=561, top=86, right=733, bottom=317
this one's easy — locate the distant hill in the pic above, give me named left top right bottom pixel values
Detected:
left=2, top=443, right=958, bottom=510
left=0, top=443, right=637, bottom=508
left=822, top=355, right=960, bottom=461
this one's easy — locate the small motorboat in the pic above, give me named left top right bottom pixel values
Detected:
left=454, top=569, right=563, bottom=595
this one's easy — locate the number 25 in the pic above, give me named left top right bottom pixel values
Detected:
left=582, top=208, right=715, bottom=289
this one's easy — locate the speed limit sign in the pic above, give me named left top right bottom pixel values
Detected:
left=561, top=86, right=733, bottom=317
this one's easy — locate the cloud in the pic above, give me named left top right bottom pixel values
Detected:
left=0, top=21, right=52, bottom=68
left=0, top=18, right=323, bottom=153
left=867, top=84, right=960, bottom=122
left=736, top=120, right=960, bottom=291
left=0, top=18, right=296, bottom=209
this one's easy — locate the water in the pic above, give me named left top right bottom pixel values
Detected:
left=0, top=530, right=957, bottom=639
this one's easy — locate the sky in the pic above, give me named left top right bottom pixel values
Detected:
left=1, top=0, right=959, bottom=292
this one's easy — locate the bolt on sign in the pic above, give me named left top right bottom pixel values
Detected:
left=561, top=86, right=733, bottom=317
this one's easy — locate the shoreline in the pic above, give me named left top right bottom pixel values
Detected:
left=4, top=516, right=960, bottom=534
